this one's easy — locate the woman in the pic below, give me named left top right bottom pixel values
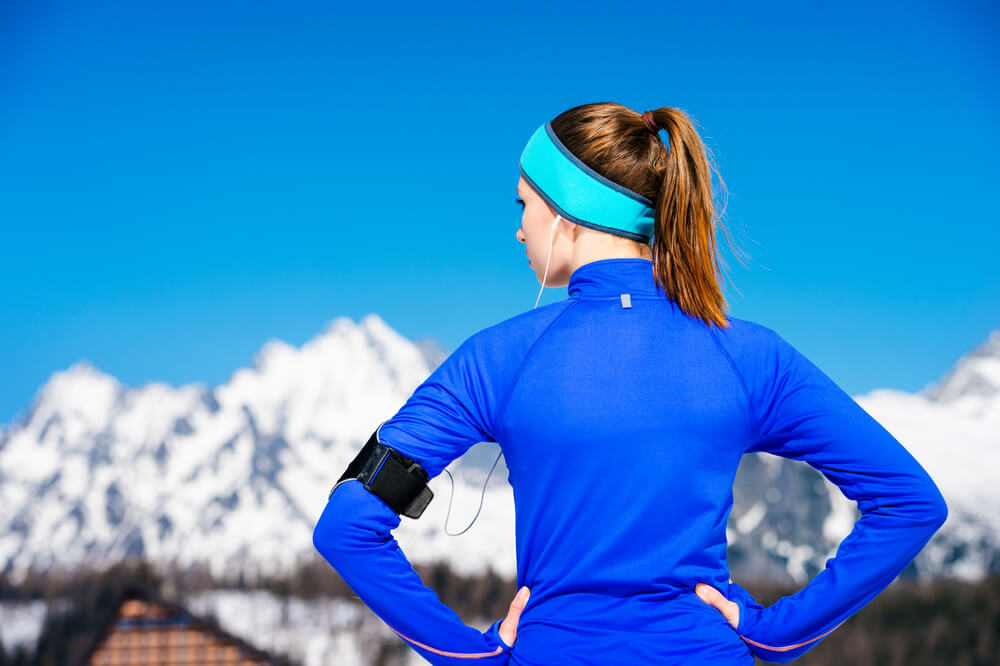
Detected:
left=312, top=103, right=948, bottom=665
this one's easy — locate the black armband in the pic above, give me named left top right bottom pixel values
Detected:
left=329, top=420, right=434, bottom=519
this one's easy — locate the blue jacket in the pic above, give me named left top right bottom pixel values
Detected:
left=312, top=257, right=948, bottom=665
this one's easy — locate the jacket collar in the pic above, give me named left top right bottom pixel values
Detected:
left=567, top=258, right=666, bottom=299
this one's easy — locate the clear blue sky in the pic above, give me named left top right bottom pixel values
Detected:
left=1, top=0, right=997, bottom=426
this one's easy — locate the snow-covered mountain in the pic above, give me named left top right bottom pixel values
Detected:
left=0, top=316, right=996, bottom=585
left=0, top=313, right=513, bottom=584
left=728, top=328, right=1000, bottom=583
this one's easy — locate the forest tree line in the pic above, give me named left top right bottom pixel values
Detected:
left=0, top=555, right=995, bottom=666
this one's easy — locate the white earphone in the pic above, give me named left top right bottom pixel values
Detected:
left=534, top=214, right=562, bottom=309
left=441, top=213, right=563, bottom=537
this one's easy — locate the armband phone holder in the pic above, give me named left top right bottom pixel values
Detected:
left=329, top=420, right=434, bottom=519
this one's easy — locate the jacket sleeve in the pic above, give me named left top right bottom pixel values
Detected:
left=312, top=332, right=512, bottom=665
left=727, top=328, right=948, bottom=663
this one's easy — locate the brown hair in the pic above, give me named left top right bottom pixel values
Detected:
left=550, top=102, right=747, bottom=329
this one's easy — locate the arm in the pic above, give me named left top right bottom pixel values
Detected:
left=728, top=328, right=948, bottom=663
left=312, top=333, right=511, bottom=665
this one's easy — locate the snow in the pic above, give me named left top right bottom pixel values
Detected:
left=0, top=315, right=995, bottom=585
left=185, top=588, right=496, bottom=666
left=0, top=599, right=48, bottom=653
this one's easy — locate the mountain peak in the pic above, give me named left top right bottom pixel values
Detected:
left=359, top=312, right=408, bottom=348
left=47, top=359, right=122, bottom=397
left=320, top=315, right=358, bottom=338
left=24, top=360, right=124, bottom=430
left=921, top=327, right=1000, bottom=410
left=251, top=339, right=297, bottom=373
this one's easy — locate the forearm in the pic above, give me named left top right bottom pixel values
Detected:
left=313, top=479, right=510, bottom=665
left=729, top=486, right=947, bottom=663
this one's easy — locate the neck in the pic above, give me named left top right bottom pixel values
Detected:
left=569, top=235, right=652, bottom=274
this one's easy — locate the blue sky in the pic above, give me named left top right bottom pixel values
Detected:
left=1, top=0, right=997, bottom=425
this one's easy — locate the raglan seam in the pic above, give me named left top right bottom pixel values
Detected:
left=494, top=299, right=580, bottom=434
left=707, top=326, right=760, bottom=444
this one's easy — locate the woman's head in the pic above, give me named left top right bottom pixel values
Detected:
left=515, top=175, right=649, bottom=289
left=515, top=102, right=744, bottom=328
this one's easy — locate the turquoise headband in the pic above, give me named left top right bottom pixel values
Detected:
left=519, top=121, right=655, bottom=243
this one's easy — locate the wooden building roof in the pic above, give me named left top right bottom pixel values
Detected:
left=75, top=582, right=296, bottom=666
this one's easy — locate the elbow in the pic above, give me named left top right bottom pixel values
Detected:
left=312, top=479, right=400, bottom=565
left=930, top=491, right=948, bottom=530
left=312, top=513, right=340, bottom=562
left=312, top=481, right=356, bottom=562
left=313, top=499, right=350, bottom=563
left=920, top=479, right=949, bottom=532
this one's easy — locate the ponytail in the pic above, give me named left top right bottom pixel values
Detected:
left=550, top=103, right=746, bottom=328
